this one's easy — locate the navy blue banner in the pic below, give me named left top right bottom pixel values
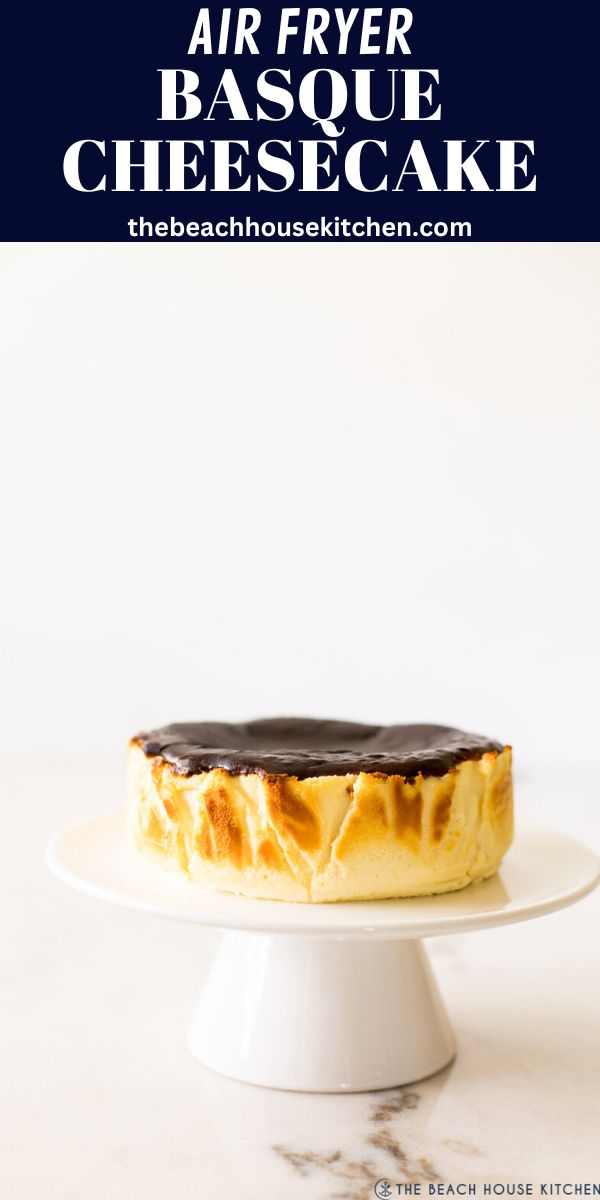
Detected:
left=4, top=1, right=598, bottom=241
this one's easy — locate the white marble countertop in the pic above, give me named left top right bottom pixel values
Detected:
left=2, top=758, right=599, bottom=1199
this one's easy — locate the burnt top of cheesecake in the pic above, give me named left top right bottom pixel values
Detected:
left=133, top=718, right=503, bottom=781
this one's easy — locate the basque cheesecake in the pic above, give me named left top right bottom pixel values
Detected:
left=127, top=719, right=513, bottom=902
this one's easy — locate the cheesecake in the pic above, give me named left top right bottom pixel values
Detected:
left=127, top=719, right=513, bottom=902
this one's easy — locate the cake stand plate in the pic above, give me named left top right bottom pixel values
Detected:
left=47, top=816, right=600, bottom=1092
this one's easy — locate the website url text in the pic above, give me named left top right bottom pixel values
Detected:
left=127, top=215, right=472, bottom=241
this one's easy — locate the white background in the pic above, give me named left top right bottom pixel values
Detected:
left=1, top=244, right=598, bottom=768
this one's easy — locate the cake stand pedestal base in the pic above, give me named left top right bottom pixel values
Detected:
left=188, top=932, right=455, bottom=1092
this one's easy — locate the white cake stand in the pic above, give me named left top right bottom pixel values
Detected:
left=47, top=816, right=600, bottom=1093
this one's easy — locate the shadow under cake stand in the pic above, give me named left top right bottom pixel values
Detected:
left=47, top=816, right=600, bottom=1093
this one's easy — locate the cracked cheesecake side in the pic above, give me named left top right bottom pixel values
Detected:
left=126, top=721, right=513, bottom=902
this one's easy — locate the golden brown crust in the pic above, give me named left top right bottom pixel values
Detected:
left=127, top=743, right=513, bottom=902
